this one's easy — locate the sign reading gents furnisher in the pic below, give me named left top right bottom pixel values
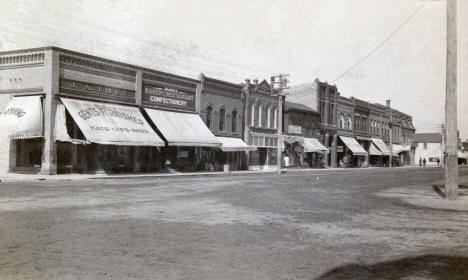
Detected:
left=60, top=98, right=164, bottom=146
left=143, top=83, right=195, bottom=111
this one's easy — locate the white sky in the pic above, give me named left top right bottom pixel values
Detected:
left=1, top=0, right=466, bottom=139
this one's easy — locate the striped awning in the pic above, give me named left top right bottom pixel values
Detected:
left=371, top=138, right=390, bottom=155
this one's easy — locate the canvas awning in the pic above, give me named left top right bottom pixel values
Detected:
left=61, top=98, right=164, bottom=146
left=392, top=144, right=405, bottom=154
left=303, top=137, right=328, bottom=153
left=0, top=96, right=43, bottom=139
left=217, top=137, right=256, bottom=152
left=144, top=108, right=221, bottom=147
left=369, top=143, right=383, bottom=156
left=371, top=138, right=390, bottom=156
left=339, top=136, right=368, bottom=156
left=53, top=102, right=89, bottom=144
left=458, top=151, right=468, bottom=159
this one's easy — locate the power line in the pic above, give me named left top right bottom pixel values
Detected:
left=331, top=2, right=427, bottom=83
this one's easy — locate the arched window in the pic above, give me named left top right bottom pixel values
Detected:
left=219, top=107, right=225, bottom=131
left=339, top=114, right=344, bottom=129
left=347, top=115, right=352, bottom=130
left=231, top=110, right=237, bottom=133
left=251, top=103, right=255, bottom=126
left=206, top=106, right=212, bottom=129
left=273, top=107, right=278, bottom=129
left=258, top=105, right=262, bottom=127
left=267, top=107, right=271, bottom=128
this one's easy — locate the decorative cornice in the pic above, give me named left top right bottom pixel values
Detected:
left=0, top=52, right=45, bottom=66
left=0, top=88, right=44, bottom=95
left=143, top=72, right=197, bottom=91
left=59, top=54, right=136, bottom=77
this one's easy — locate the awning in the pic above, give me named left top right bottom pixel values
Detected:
left=402, top=145, right=411, bottom=152
left=356, top=136, right=371, bottom=141
left=392, top=144, right=405, bottom=154
left=0, top=96, right=43, bottom=139
left=458, top=151, right=468, bottom=159
left=217, top=137, right=257, bottom=152
left=369, top=143, right=383, bottom=156
left=303, top=137, right=328, bottom=153
left=371, top=138, right=390, bottom=155
left=283, top=135, right=303, bottom=144
left=61, top=98, right=164, bottom=146
left=144, top=108, right=221, bottom=147
left=53, top=102, right=89, bottom=144
left=339, top=136, right=368, bottom=156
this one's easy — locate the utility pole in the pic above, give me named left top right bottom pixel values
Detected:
left=445, top=0, right=458, bottom=200
left=441, top=124, right=446, bottom=167
left=272, top=74, right=289, bottom=174
left=387, top=100, right=393, bottom=168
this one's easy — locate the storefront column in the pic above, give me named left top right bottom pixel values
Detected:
left=133, top=147, right=140, bottom=172
left=324, top=133, right=329, bottom=167
left=331, top=134, right=337, bottom=168
left=40, top=50, right=59, bottom=175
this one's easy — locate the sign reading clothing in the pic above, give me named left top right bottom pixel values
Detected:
left=60, top=98, right=164, bottom=146
left=143, top=84, right=195, bottom=111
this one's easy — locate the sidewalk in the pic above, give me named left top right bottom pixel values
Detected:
left=377, top=174, right=468, bottom=212
left=0, top=165, right=433, bottom=182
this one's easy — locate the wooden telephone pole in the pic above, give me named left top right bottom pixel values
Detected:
left=272, top=74, right=289, bottom=174
left=445, top=0, right=458, bottom=200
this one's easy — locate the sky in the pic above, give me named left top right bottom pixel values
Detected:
left=1, top=0, right=466, bottom=139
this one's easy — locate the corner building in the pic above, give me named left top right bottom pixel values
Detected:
left=0, top=47, right=222, bottom=175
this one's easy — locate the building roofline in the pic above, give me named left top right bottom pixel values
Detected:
left=0, top=46, right=199, bottom=83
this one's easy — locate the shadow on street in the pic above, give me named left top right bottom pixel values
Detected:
left=315, top=254, right=468, bottom=280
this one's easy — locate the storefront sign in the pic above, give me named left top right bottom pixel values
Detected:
left=143, top=84, right=195, bottom=111
left=60, top=79, right=136, bottom=103
left=288, top=125, right=302, bottom=134
left=60, top=98, right=164, bottom=146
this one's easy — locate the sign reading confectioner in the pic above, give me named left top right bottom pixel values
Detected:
left=142, top=83, right=195, bottom=111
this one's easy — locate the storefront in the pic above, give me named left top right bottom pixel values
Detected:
left=282, top=135, right=327, bottom=168
left=249, top=133, right=278, bottom=170
left=58, top=98, right=166, bottom=174
left=337, top=136, right=368, bottom=167
left=216, top=137, right=256, bottom=171
left=371, top=138, right=391, bottom=166
left=0, top=96, right=44, bottom=173
left=143, top=108, right=222, bottom=171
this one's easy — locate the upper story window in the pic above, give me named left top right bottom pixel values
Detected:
left=251, top=103, right=255, bottom=126
left=258, top=105, right=263, bottom=127
left=347, top=115, right=352, bottom=130
left=206, top=106, right=212, bottom=129
left=267, top=107, right=271, bottom=128
left=273, top=107, right=278, bottom=129
left=232, top=110, right=237, bottom=133
left=219, top=107, right=226, bottom=131
left=339, top=114, right=344, bottom=129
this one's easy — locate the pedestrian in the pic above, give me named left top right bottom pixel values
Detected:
left=419, top=157, right=422, bottom=167
left=437, top=158, right=440, bottom=167
left=283, top=155, right=290, bottom=168
left=423, top=158, right=426, bottom=167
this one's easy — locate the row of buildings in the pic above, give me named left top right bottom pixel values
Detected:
left=0, top=47, right=416, bottom=175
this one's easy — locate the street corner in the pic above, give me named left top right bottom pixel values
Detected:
left=375, top=177, right=468, bottom=211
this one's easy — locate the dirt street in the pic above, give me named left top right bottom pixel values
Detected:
left=1, top=167, right=468, bottom=279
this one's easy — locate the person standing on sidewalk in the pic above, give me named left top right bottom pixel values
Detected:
left=419, top=158, right=422, bottom=167
left=437, top=158, right=440, bottom=167
left=423, top=158, right=426, bottom=167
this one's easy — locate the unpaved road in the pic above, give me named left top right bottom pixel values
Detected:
left=1, top=167, right=468, bottom=279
